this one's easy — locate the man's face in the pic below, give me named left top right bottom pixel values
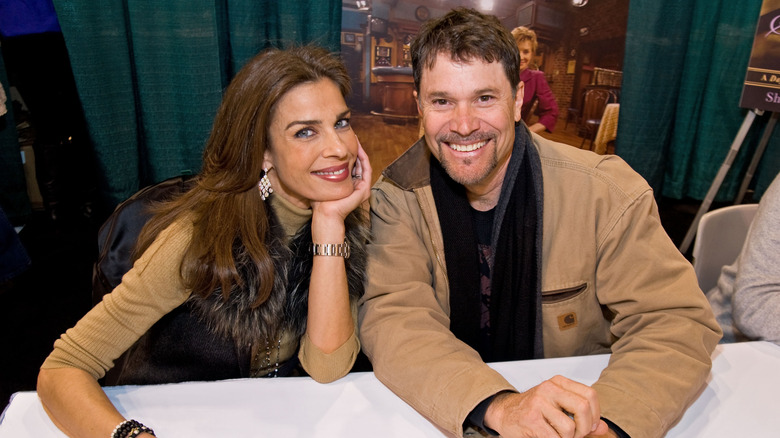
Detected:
left=416, top=53, right=523, bottom=193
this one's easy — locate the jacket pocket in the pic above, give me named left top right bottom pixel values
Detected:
left=541, top=283, right=587, bottom=304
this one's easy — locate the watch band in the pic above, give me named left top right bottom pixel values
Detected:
left=310, top=240, right=350, bottom=259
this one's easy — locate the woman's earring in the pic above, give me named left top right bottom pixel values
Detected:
left=259, top=168, right=273, bottom=200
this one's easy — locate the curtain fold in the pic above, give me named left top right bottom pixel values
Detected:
left=619, top=0, right=779, bottom=201
left=51, top=0, right=340, bottom=209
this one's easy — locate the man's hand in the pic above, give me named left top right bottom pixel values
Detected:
left=483, top=375, right=609, bottom=438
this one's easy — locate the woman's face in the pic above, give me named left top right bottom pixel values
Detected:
left=263, top=79, right=357, bottom=209
left=517, top=40, right=534, bottom=72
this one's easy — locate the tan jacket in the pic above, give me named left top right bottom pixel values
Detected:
left=358, top=133, right=721, bottom=438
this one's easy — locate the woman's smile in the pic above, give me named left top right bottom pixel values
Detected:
left=312, top=163, right=350, bottom=182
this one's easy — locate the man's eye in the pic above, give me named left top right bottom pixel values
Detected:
left=479, top=95, right=494, bottom=102
left=335, top=118, right=350, bottom=129
left=433, top=99, right=448, bottom=106
left=294, top=128, right=315, bottom=138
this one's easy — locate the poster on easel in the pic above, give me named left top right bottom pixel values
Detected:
left=680, top=0, right=780, bottom=253
left=740, top=0, right=780, bottom=111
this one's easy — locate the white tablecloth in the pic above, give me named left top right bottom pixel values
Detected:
left=2, top=341, right=778, bottom=437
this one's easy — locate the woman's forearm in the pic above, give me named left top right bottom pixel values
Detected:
left=37, top=367, right=127, bottom=438
left=306, top=214, right=353, bottom=353
left=307, top=255, right=354, bottom=352
left=528, top=122, right=547, bottom=134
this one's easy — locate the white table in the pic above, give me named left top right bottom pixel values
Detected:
left=2, top=341, right=778, bottom=437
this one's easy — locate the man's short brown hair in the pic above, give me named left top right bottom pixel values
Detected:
left=411, top=8, right=520, bottom=94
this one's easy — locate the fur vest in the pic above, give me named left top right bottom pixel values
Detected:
left=106, top=208, right=369, bottom=386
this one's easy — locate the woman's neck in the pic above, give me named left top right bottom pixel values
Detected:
left=269, top=194, right=312, bottom=239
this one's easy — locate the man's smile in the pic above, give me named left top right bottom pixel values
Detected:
left=446, top=139, right=488, bottom=152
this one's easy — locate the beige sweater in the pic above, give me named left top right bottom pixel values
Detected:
left=42, top=194, right=360, bottom=383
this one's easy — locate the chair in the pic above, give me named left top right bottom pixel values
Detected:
left=692, top=203, right=759, bottom=293
left=578, top=89, right=617, bottom=149
left=591, top=103, right=620, bottom=155
left=91, top=176, right=196, bottom=385
left=565, top=89, right=587, bottom=130
left=93, top=175, right=194, bottom=305
left=564, top=106, right=580, bottom=129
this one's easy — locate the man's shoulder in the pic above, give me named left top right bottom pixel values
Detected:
left=532, top=133, right=608, bottom=166
left=532, top=134, right=651, bottom=199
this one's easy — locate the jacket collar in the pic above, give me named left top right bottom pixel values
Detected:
left=382, top=137, right=433, bottom=190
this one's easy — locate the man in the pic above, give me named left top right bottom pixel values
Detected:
left=358, top=8, right=721, bottom=438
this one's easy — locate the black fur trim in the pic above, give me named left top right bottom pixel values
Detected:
left=186, top=207, right=370, bottom=348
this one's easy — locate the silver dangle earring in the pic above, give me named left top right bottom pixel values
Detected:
left=258, top=168, right=273, bottom=200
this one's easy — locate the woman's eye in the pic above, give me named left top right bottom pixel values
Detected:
left=335, top=118, right=350, bottom=129
left=294, top=128, right=315, bottom=139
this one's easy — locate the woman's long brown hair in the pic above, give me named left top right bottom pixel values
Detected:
left=132, top=46, right=351, bottom=307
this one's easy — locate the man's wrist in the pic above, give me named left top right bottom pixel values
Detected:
left=602, top=417, right=630, bottom=438
left=466, top=391, right=514, bottom=436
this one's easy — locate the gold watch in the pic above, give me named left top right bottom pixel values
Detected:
left=310, top=240, right=350, bottom=259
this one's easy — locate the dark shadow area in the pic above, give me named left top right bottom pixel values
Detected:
left=0, top=211, right=97, bottom=411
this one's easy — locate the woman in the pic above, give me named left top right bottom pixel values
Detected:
left=37, top=46, right=372, bottom=438
left=511, top=26, right=559, bottom=133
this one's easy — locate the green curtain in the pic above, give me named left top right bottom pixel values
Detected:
left=0, top=54, right=30, bottom=223
left=51, top=0, right=341, bottom=210
left=619, top=0, right=780, bottom=201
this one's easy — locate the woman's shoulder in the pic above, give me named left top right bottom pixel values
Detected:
left=136, top=217, right=195, bottom=266
left=524, top=69, right=548, bottom=81
left=520, top=69, right=551, bottom=90
left=159, top=215, right=195, bottom=242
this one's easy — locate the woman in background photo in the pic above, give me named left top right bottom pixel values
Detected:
left=511, top=26, right=559, bottom=134
left=36, top=45, right=371, bottom=438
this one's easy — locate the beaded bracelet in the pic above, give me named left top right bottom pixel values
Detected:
left=111, top=419, right=156, bottom=438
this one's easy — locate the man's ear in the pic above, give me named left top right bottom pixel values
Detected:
left=414, top=90, right=423, bottom=116
left=514, top=81, right=525, bottom=123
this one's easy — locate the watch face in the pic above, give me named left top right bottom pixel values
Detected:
left=415, top=6, right=430, bottom=21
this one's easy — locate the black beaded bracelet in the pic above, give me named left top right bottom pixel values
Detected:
left=111, top=419, right=156, bottom=438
